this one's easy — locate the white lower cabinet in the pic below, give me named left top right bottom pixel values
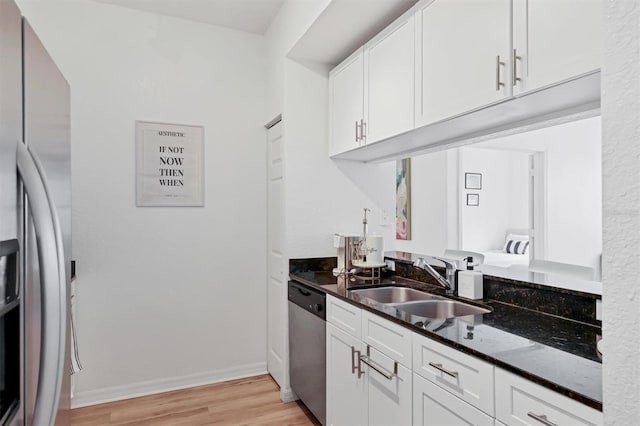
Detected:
left=326, top=298, right=602, bottom=426
left=327, top=298, right=412, bottom=426
left=326, top=322, right=365, bottom=426
left=494, top=368, right=603, bottom=426
left=363, top=346, right=412, bottom=426
left=412, top=332, right=494, bottom=416
left=413, top=373, right=494, bottom=426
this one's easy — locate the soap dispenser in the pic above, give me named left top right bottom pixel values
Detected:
left=457, top=256, right=483, bottom=300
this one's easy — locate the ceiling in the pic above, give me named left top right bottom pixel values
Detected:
left=94, top=0, right=285, bottom=34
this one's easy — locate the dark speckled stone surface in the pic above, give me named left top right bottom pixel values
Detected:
left=288, top=257, right=602, bottom=411
left=289, top=257, right=337, bottom=274
left=388, top=251, right=599, bottom=325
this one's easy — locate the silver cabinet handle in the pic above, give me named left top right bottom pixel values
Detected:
left=428, top=362, right=459, bottom=378
left=496, top=55, right=505, bottom=91
left=360, top=354, right=398, bottom=380
left=512, top=49, right=522, bottom=86
left=17, top=140, right=67, bottom=426
left=527, top=412, right=557, bottom=426
left=361, top=119, right=367, bottom=143
left=354, top=120, right=360, bottom=142
left=351, top=346, right=360, bottom=375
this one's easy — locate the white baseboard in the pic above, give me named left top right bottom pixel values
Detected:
left=280, top=386, right=298, bottom=403
left=71, top=362, right=267, bottom=409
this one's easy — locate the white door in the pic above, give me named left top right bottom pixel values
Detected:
left=415, top=0, right=511, bottom=127
left=364, top=347, right=412, bottom=426
left=364, top=14, right=415, bottom=144
left=326, top=323, right=365, bottom=426
left=267, top=119, right=286, bottom=390
left=413, top=374, right=494, bottom=426
left=329, top=48, right=364, bottom=155
left=513, top=0, right=601, bottom=94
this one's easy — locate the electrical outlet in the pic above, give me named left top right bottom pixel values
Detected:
left=380, top=209, right=391, bottom=227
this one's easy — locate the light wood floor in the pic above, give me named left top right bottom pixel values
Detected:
left=71, top=375, right=320, bottom=426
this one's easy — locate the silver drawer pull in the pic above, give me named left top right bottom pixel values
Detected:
left=359, top=355, right=398, bottom=380
left=351, top=346, right=361, bottom=375
left=527, top=412, right=557, bottom=426
left=428, top=362, right=459, bottom=378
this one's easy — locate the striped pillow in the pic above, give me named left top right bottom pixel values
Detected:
left=504, top=239, right=529, bottom=255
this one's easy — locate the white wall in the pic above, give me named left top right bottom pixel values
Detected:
left=265, top=0, right=331, bottom=122
left=459, top=148, right=529, bottom=251
left=17, top=0, right=268, bottom=405
left=602, top=0, right=640, bottom=423
left=479, top=117, right=602, bottom=271
left=393, top=151, right=453, bottom=256
left=283, top=59, right=395, bottom=256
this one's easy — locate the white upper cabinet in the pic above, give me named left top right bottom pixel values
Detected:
left=512, top=0, right=601, bottom=94
left=364, top=13, right=415, bottom=144
left=328, top=0, right=601, bottom=160
left=329, top=48, right=364, bottom=156
left=415, top=0, right=512, bottom=127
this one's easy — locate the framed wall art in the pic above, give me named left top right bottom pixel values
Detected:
left=465, top=172, right=482, bottom=190
left=136, top=121, right=204, bottom=207
left=396, top=158, right=411, bottom=240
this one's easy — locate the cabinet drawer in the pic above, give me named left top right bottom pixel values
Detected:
left=327, top=295, right=362, bottom=338
left=361, top=309, right=412, bottom=367
left=495, top=368, right=602, bottom=426
left=413, top=373, right=494, bottom=426
left=412, top=332, right=494, bottom=416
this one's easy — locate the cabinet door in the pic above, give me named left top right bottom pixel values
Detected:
left=364, top=346, right=412, bottom=426
left=513, top=0, right=601, bottom=94
left=364, top=14, right=415, bottom=144
left=413, top=373, right=494, bottom=426
left=415, top=0, right=511, bottom=127
left=329, top=48, right=364, bottom=156
left=326, top=323, right=365, bottom=426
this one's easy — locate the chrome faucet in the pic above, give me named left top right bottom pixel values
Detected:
left=413, top=257, right=457, bottom=295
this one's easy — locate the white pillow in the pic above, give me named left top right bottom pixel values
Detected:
left=506, top=233, right=529, bottom=241
left=504, top=239, right=529, bottom=255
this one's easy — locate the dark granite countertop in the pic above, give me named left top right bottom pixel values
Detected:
left=290, top=270, right=602, bottom=411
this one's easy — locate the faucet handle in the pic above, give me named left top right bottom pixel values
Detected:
left=432, top=256, right=456, bottom=270
left=413, top=257, right=427, bottom=268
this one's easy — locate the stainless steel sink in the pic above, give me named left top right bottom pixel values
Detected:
left=349, top=286, right=491, bottom=319
left=349, top=286, right=445, bottom=303
left=388, top=300, right=491, bottom=319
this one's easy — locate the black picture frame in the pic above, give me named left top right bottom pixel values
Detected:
left=467, top=193, right=479, bottom=206
left=465, top=172, right=482, bottom=190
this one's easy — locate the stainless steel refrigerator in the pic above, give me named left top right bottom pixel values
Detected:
left=1, top=0, right=71, bottom=424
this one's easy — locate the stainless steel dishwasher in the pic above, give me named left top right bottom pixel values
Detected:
left=288, top=281, right=326, bottom=425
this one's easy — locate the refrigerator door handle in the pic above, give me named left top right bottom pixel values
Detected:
left=17, top=140, right=67, bottom=426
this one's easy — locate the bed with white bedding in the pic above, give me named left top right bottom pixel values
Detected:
left=479, top=249, right=529, bottom=268
left=469, top=228, right=530, bottom=268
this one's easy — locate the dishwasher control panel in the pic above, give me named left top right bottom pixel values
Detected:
left=288, top=281, right=326, bottom=321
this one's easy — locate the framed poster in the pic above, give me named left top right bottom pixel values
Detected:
left=136, top=121, right=204, bottom=206
left=467, top=193, right=480, bottom=206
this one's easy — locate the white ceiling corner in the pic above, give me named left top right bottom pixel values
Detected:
left=93, top=0, right=285, bottom=35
